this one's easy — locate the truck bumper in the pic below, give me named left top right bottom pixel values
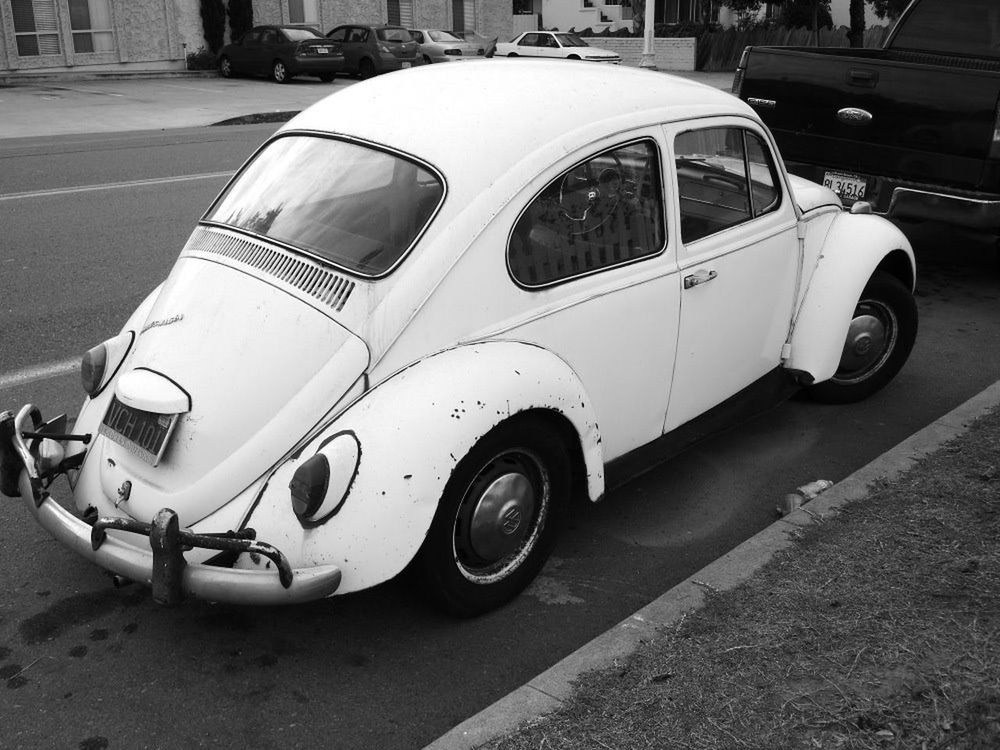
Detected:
left=785, top=162, right=1000, bottom=232
left=1, top=405, right=342, bottom=606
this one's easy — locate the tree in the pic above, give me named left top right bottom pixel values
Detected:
left=866, top=0, right=909, bottom=19
left=227, top=0, right=253, bottom=42
left=722, top=0, right=764, bottom=30
left=775, top=0, right=832, bottom=30
left=199, top=0, right=226, bottom=53
left=631, top=0, right=645, bottom=37
left=848, top=0, right=865, bottom=46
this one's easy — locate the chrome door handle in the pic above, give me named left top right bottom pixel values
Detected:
left=683, top=269, right=718, bottom=289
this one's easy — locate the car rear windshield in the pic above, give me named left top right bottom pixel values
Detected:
left=283, top=28, right=323, bottom=41
left=205, top=135, right=444, bottom=277
left=554, top=33, right=587, bottom=47
left=377, top=28, right=413, bottom=43
left=428, top=30, right=462, bottom=42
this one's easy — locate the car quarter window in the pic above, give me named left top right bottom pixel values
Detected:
left=674, top=127, right=782, bottom=244
left=508, top=139, right=666, bottom=288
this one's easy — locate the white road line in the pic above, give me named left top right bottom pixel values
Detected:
left=0, top=171, right=231, bottom=202
left=0, top=358, right=78, bottom=391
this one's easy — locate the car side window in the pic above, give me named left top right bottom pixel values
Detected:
left=508, top=139, right=666, bottom=288
left=674, top=127, right=781, bottom=244
left=411, top=31, right=424, bottom=43
left=327, top=27, right=347, bottom=42
left=520, top=33, right=540, bottom=47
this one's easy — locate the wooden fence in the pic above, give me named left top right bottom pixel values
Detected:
left=697, top=25, right=891, bottom=71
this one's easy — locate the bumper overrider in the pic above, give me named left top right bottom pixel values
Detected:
left=0, top=405, right=341, bottom=606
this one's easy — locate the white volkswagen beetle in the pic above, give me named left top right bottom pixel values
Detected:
left=0, top=61, right=917, bottom=616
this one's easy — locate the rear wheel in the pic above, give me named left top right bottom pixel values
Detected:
left=805, top=272, right=917, bottom=404
left=412, top=417, right=571, bottom=617
left=219, top=55, right=234, bottom=78
left=568, top=54, right=581, bottom=60
left=318, top=72, right=335, bottom=82
left=423, top=54, right=432, bottom=65
left=358, top=57, right=376, bottom=79
left=271, top=60, right=290, bottom=83
left=507, top=52, right=519, bottom=57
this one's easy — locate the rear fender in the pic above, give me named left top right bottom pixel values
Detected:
left=785, top=213, right=914, bottom=384
left=243, top=341, right=604, bottom=594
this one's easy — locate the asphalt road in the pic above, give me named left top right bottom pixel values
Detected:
left=1, top=128, right=998, bottom=750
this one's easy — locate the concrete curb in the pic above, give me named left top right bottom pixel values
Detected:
left=425, top=379, right=1000, bottom=750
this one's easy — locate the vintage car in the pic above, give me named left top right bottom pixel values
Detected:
left=495, top=31, right=621, bottom=63
left=0, top=61, right=917, bottom=617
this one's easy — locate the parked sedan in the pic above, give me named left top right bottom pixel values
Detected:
left=496, top=31, right=620, bottom=63
left=409, top=28, right=479, bottom=63
left=1, top=61, right=916, bottom=617
left=218, top=25, right=344, bottom=83
left=325, top=24, right=421, bottom=78
left=449, top=30, right=494, bottom=56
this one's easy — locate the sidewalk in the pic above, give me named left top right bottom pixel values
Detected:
left=428, top=382, right=1000, bottom=749
left=0, top=69, right=735, bottom=140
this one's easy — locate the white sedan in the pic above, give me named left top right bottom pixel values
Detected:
left=495, top=31, right=620, bottom=63
left=1, top=61, right=916, bottom=616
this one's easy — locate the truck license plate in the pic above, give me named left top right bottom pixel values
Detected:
left=823, top=171, right=867, bottom=202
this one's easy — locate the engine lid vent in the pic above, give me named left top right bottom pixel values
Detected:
left=183, top=226, right=356, bottom=312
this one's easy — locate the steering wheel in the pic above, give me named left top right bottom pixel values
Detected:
left=556, top=153, right=625, bottom=235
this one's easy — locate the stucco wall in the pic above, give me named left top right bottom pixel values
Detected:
left=582, top=37, right=695, bottom=71
left=1, top=0, right=194, bottom=74
left=251, top=1, right=512, bottom=41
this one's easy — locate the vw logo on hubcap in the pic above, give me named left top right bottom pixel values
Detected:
left=501, top=507, right=522, bottom=535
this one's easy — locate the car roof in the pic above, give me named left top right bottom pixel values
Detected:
left=283, top=60, right=753, bottom=191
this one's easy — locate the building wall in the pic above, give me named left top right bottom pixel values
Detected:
left=1, top=0, right=208, bottom=75
left=252, top=0, right=512, bottom=41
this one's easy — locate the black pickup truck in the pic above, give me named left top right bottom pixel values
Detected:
left=733, top=0, right=1000, bottom=242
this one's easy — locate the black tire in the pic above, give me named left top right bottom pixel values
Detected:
left=507, top=52, right=519, bottom=57
left=805, top=271, right=917, bottom=404
left=358, top=58, right=376, bottom=79
left=219, top=55, right=234, bottom=78
left=412, top=417, right=571, bottom=617
left=567, top=54, right=581, bottom=60
left=271, top=60, right=290, bottom=83
left=423, top=54, right=432, bottom=65
left=318, top=73, right=335, bottom=82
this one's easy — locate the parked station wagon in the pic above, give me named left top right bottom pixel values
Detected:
left=0, top=62, right=917, bottom=616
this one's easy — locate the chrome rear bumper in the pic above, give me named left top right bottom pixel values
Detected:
left=3, top=405, right=341, bottom=606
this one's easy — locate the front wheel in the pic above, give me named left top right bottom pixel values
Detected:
left=219, top=55, right=234, bottom=78
left=412, top=417, right=571, bottom=617
left=271, top=60, right=290, bottom=83
left=805, top=271, right=917, bottom=404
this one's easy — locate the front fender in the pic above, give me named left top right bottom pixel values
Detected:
left=785, top=213, right=914, bottom=384
left=243, top=341, right=604, bottom=594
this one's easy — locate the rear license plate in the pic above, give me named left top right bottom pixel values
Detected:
left=317, top=47, right=329, bottom=54
left=401, top=61, right=411, bottom=68
left=99, top=397, right=179, bottom=466
left=823, top=171, right=867, bottom=202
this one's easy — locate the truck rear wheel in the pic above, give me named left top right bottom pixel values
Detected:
left=805, top=272, right=917, bottom=404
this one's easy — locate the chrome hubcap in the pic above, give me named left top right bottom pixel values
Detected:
left=833, top=300, right=897, bottom=385
left=453, top=450, right=549, bottom=584
left=468, top=472, right=535, bottom=562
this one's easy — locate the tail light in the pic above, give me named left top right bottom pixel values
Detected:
left=81, top=330, right=134, bottom=397
left=290, top=432, right=361, bottom=526
left=990, top=96, right=1000, bottom=159
left=732, top=46, right=752, bottom=97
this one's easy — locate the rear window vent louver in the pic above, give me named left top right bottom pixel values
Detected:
left=184, top=227, right=356, bottom=312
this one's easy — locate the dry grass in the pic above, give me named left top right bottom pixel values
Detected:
left=483, top=409, right=1000, bottom=750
